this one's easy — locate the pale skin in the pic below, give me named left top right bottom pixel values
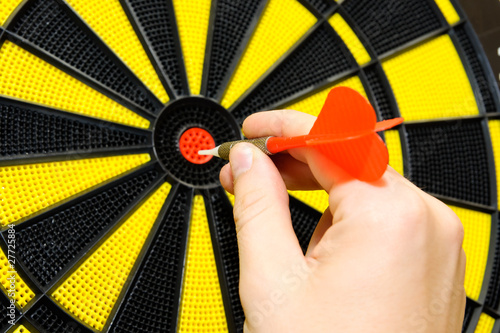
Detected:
left=219, top=110, right=466, bottom=332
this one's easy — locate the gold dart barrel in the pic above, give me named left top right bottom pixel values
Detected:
left=198, top=136, right=272, bottom=160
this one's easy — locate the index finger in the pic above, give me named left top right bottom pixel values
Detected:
left=243, top=109, right=351, bottom=190
left=242, top=109, right=316, bottom=137
left=242, top=109, right=317, bottom=164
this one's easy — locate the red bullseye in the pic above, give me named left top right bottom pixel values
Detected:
left=179, top=128, right=215, bottom=164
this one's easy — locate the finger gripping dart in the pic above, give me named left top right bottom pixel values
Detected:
left=198, top=87, right=403, bottom=181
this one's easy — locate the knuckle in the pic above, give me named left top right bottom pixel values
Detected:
left=369, top=192, right=434, bottom=250
left=442, top=209, right=465, bottom=248
left=424, top=195, right=465, bottom=248
left=385, top=191, right=430, bottom=236
left=269, top=110, right=287, bottom=136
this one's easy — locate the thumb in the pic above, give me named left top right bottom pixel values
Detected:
left=229, top=143, right=303, bottom=290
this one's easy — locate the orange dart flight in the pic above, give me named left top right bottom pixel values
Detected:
left=199, top=87, right=403, bottom=181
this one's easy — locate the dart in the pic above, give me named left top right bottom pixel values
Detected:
left=199, top=87, right=403, bottom=181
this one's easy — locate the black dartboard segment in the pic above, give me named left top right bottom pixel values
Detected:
left=486, top=215, right=500, bottom=309
left=15, top=167, right=160, bottom=287
left=0, top=292, right=19, bottom=331
left=8, top=0, right=163, bottom=113
left=110, top=185, right=191, bottom=333
left=302, top=0, right=335, bottom=15
left=406, top=120, right=490, bottom=206
left=231, top=21, right=356, bottom=123
left=290, top=196, right=322, bottom=254
left=206, top=187, right=245, bottom=332
left=454, top=25, right=499, bottom=114
left=121, top=0, right=188, bottom=97
left=363, top=64, right=398, bottom=120
left=29, top=296, right=94, bottom=333
left=0, top=98, right=149, bottom=160
left=203, top=0, right=266, bottom=100
left=342, top=0, right=445, bottom=55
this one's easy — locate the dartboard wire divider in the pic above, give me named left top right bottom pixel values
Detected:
left=0, top=0, right=500, bottom=332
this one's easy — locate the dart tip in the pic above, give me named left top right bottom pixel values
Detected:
left=198, top=147, right=219, bottom=157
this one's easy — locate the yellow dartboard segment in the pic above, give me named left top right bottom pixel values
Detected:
left=65, top=0, right=169, bottom=103
left=383, top=35, right=478, bottom=121
left=12, top=325, right=32, bottom=333
left=0, top=154, right=150, bottom=225
left=475, top=313, right=495, bottom=333
left=487, top=120, right=500, bottom=208
left=221, top=0, right=316, bottom=108
left=231, top=186, right=330, bottom=216
left=288, top=190, right=329, bottom=213
left=225, top=191, right=235, bottom=207
left=52, top=182, right=172, bottom=331
left=285, top=75, right=367, bottom=116
left=385, top=130, right=404, bottom=176
left=0, top=0, right=23, bottom=26
left=449, top=205, right=490, bottom=301
left=0, top=247, right=35, bottom=308
left=328, top=14, right=370, bottom=65
left=173, top=0, right=211, bottom=95
left=435, top=0, right=460, bottom=25
left=0, top=40, right=150, bottom=129
left=178, top=195, right=228, bottom=332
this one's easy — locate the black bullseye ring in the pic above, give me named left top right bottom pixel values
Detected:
left=153, top=97, right=241, bottom=187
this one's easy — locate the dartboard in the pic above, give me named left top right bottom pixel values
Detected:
left=0, top=0, right=499, bottom=332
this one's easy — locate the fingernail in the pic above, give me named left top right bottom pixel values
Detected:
left=231, top=144, right=253, bottom=179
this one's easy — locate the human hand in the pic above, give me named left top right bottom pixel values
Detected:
left=219, top=110, right=466, bottom=332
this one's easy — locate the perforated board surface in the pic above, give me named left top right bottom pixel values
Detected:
left=0, top=0, right=499, bottom=332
